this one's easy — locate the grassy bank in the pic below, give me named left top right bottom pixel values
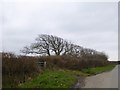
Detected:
left=81, top=64, right=116, bottom=75
left=19, top=69, right=88, bottom=88
left=19, top=65, right=115, bottom=88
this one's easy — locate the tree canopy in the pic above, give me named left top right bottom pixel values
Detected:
left=21, top=34, right=108, bottom=61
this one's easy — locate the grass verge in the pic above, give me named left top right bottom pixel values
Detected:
left=19, top=69, right=87, bottom=88
left=17, top=65, right=116, bottom=88
left=81, top=64, right=116, bottom=75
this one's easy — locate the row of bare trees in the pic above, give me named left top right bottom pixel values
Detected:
left=22, top=34, right=76, bottom=56
left=21, top=34, right=108, bottom=61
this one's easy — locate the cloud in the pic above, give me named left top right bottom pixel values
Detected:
left=2, top=2, right=118, bottom=61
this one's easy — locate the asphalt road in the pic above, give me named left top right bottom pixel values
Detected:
left=83, top=65, right=119, bottom=88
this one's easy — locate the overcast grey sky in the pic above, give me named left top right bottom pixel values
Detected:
left=1, top=1, right=118, bottom=61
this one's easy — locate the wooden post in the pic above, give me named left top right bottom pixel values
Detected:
left=44, top=61, right=46, bottom=68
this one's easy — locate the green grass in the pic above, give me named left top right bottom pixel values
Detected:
left=81, top=64, right=116, bottom=75
left=18, top=65, right=116, bottom=88
left=19, top=69, right=87, bottom=88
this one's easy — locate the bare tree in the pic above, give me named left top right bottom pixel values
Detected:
left=62, top=41, right=74, bottom=55
left=21, top=34, right=108, bottom=62
left=21, top=34, right=66, bottom=56
left=35, top=34, right=51, bottom=56
left=49, top=35, right=65, bottom=55
left=62, top=41, right=83, bottom=58
left=71, top=45, right=83, bottom=57
left=21, top=34, right=51, bottom=56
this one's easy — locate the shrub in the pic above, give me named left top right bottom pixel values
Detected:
left=38, top=55, right=109, bottom=70
left=2, top=52, right=41, bottom=88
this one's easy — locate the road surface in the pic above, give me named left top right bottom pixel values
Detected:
left=82, top=65, right=119, bottom=88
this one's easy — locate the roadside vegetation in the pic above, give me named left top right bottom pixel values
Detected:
left=19, top=69, right=87, bottom=88
left=81, top=64, right=116, bottom=75
left=2, top=34, right=117, bottom=88
left=19, top=65, right=115, bottom=88
left=2, top=52, right=116, bottom=88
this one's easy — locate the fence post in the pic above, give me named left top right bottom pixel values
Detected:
left=44, top=61, right=46, bottom=68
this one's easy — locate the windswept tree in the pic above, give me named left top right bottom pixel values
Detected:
left=63, top=43, right=83, bottom=57
left=21, top=34, right=67, bottom=56
left=80, top=48, right=108, bottom=62
left=21, top=34, right=52, bottom=56
left=70, top=45, right=83, bottom=57
left=35, top=34, right=52, bottom=56
left=49, top=35, right=65, bottom=55
left=21, top=34, right=108, bottom=62
left=62, top=41, right=74, bottom=55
